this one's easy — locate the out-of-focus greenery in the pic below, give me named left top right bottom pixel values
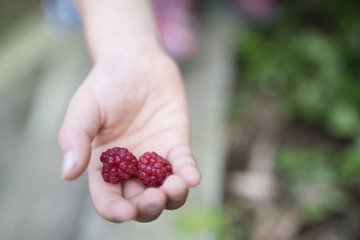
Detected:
left=175, top=204, right=253, bottom=240
left=276, top=146, right=349, bottom=223
left=233, top=0, right=360, bottom=229
left=235, top=0, right=360, bottom=138
left=175, top=207, right=228, bottom=234
left=0, top=1, right=41, bottom=41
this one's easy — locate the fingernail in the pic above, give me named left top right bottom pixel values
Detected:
left=62, top=151, right=76, bottom=179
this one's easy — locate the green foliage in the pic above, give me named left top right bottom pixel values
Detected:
left=276, top=146, right=331, bottom=178
left=275, top=146, right=349, bottom=223
left=276, top=144, right=360, bottom=184
left=231, top=0, right=360, bottom=229
left=235, top=1, right=360, bottom=137
left=175, top=208, right=228, bottom=234
left=327, top=101, right=359, bottom=137
left=339, top=146, right=360, bottom=180
left=301, top=204, right=330, bottom=224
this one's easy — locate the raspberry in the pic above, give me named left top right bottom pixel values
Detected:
left=100, top=147, right=137, bottom=184
left=137, top=152, right=173, bottom=187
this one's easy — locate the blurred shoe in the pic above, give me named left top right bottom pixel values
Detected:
left=42, top=0, right=81, bottom=37
left=234, top=0, right=277, bottom=22
left=151, top=0, right=198, bottom=62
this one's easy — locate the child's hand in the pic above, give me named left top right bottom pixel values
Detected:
left=58, top=53, right=201, bottom=222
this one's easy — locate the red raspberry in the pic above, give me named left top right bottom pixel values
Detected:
left=100, top=147, right=137, bottom=184
left=137, top=152, right=173, bottom=187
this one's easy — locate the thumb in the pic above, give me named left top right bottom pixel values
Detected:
left=58, top=88, right=101, bottom=180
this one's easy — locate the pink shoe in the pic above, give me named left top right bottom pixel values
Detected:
left=235, top=0, right=277, bottom=22
left=151, top=0, right=198, bottom=61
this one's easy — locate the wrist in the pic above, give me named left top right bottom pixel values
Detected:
left=92, top=37, right=165, bottom=65
left=76, top=0, right=164, bottom=64
left=92, top=44, right=178, bottom=81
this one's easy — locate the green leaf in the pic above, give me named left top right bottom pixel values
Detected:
left=339, top=147, right=360, bottom=178
left=301, top=203, right=329, bottom=224
left=175, top=208, right=228, bottom=234
left=326, top=102, right=359, bottom=137
left=292, top=81, right=328, bottom=123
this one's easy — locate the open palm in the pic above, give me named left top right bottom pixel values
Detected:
left=58, top=55, right=201, bottom=222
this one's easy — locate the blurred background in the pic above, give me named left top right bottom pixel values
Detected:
left=1, top=0, right=360, bottom=240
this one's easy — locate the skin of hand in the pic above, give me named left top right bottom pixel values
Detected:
left=58, top=0, right=201, bottom=223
